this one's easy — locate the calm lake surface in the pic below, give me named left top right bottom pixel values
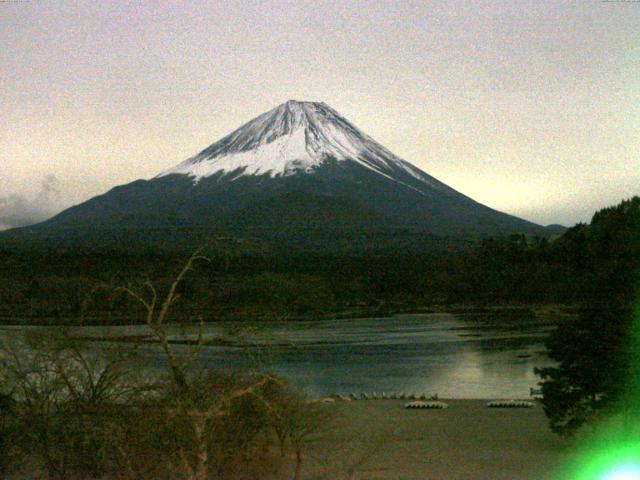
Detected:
left=1, top=312, right=559, bottom=399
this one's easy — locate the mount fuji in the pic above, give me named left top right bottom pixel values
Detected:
left=5, top=100, right=551, bottom=249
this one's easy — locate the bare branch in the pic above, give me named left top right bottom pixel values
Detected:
left=182, top=316, right=206, bottom=371
left=115, top=285, right=153, bottom=317
left=143, top=280, right=158, bottom=313
left=157, top=248, right=210, bottom=327
left=79, top=281, right=111, bottom=326
left=213, top=374, right=284, bottom=418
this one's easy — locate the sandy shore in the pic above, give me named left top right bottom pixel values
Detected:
left=306, top=399, right=575, bottom=480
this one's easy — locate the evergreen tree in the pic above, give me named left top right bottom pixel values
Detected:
left=535, top=307, right=633, bottom=436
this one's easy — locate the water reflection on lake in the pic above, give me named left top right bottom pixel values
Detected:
left=0, top=312, right=558, bottom=399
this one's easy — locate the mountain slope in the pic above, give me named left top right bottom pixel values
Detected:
left=2, top=100, right=551, bottom=250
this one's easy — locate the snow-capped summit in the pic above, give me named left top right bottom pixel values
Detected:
left=159, top=100, right=437, bottom=187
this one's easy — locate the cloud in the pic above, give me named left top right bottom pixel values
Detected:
left=0, top=175, right=62, bottom=231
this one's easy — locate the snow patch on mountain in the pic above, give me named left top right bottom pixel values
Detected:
left=158, top=100, right=440, bottom=190
left=166, top=126, right=315, bottom=179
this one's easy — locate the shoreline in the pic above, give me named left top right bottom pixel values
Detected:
left=0, top=302, right=577, bottom=327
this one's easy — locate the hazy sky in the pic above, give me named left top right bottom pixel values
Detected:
left=1, top=0, right=639, bottom=229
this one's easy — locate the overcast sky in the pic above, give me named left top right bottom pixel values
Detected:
left=1, top=0, right=639, bottom=229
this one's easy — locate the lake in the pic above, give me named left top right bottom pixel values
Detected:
left=0, top=311, right=558, bottom=399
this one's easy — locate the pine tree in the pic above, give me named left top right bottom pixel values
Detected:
left=535, top=307, right=632, bottom=436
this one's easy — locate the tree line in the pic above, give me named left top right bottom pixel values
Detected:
left=535, top=196, right=640, bottom=436
left=0, top=197, right=637, bottom=324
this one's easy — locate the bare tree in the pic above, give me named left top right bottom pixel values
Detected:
left=114, top=245, right=211, bottom=390
left=110, top=244, right=297, bottom=480
left=262, top=390, right=334, bottom=480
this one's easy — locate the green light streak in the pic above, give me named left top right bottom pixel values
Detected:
left=558, top=300, right=640, bottom=479
left=627, top=299, right=640, bottom=429
left=565, top=441, right=640, bottom=480
left=601, top=465, right=640, bottom=480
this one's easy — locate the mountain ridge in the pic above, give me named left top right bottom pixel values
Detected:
left=1, top=100, right=556, bottom=251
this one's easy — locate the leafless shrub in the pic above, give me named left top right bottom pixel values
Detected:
left=0, top=329, right=148, bottom=479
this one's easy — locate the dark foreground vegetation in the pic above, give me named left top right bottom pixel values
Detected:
left=0, top=331, right=337, bottom=480
left=0, top=252, right=335, bottom=480
left=534, top=197, right=640, bottom=437
left=0, top=197, right=638, bottom=325
left=536, top=306, right=636, bottom=436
